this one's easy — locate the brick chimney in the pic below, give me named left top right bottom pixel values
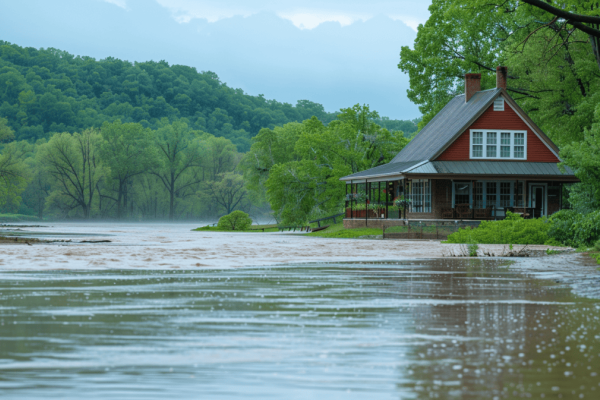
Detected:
left=465, top=73, right=481, bottom=102
left=496, top=66, right=508, bottom=90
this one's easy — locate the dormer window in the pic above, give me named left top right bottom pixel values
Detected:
left=494, top=97, right=505, bottom=111
left=470, top=130, right=527, bottom=160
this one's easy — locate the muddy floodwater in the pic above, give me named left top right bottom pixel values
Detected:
left=1, top=258, right=599, bottom=399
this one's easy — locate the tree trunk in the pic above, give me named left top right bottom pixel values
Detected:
left=169, top=172, right=175, bottom=220
left=591, top=30, right=600, bottom=71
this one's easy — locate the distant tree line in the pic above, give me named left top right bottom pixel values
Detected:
left=0, top=41, right=419, bottom=221
left=0, top=41, right=418, bottom=153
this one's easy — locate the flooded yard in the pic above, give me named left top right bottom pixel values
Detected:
left=1, top=258, right=599, bottom=399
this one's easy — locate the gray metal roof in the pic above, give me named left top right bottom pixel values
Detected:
left=340, top=160, right=424, bottom=181
left=339, top=88, right=572, bottom=182
left=405, top=161, right=575, bottom=177
left=391, top=89, right=501, bottom=163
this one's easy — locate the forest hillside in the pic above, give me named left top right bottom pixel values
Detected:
left=0, top=41, right=418, bottom=153
left=0, top=41, right=417, bottom=222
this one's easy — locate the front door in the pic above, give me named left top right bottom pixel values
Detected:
left=530, top=185, right=546, bottom=217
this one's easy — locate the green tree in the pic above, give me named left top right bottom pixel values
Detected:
left=202, top=172, right=248, bottom=215
left=256, top=106, right=409, bottom=225
left=0, top=142, right=30, bottom=211
left=217, top=210, right=252, bottom=231
left=152, top=121, right=205, bottom=220
left=99, top=120, right=156, bottom=218
left=38, top=129, right=105, bottom=219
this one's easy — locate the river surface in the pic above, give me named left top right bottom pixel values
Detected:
left=1, top=257, right=599, bottom=399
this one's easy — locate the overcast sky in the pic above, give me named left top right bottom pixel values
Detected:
left=0, top=0, right=432, bottom=120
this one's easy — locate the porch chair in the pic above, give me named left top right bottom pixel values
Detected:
left=473, top=205, right=494, bottom=220
left=455, top=203, right=472, bottom=219
left=441, top=207, right=454, bottom=219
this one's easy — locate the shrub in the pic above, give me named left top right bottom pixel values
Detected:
left=548, top=210, right=600, bottom=248
left=217, top=211, right=253, bottom=231
left=446, top=212, right=551, bottom=245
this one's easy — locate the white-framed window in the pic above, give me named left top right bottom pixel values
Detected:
left=470, top=181, right=524, bottom=209
left=410, top=179, right=431, bottom=213
left=470, top=130, right=527, bottom=160
left=494, top=97, right=505, bottom=111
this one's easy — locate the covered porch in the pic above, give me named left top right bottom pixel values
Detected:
left=341, top=161, right=578, bottom=225
left=344, top=177, right=575, bottom=223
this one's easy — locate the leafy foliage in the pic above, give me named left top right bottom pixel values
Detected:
left=217, top=210, right=253, bottom=231
left=245, top=105, right=410, bottom=225
left=446, top=212, right=552, bottom=245
left=0, top=41, right=414, bottom=153
left=548, top=209, right=600, bottom=248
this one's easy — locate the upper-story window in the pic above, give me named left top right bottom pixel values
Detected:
left=494, top=97, right=505, bottom=111
left=470, top=130, right=527, bottom=160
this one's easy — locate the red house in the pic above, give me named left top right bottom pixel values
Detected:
left=341, top=67, right=578, bottom=226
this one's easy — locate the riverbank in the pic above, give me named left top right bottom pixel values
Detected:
left=0, top=222, right=597, bottom=299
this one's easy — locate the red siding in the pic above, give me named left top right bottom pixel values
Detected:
left=436, top=104, right=559, bottom=162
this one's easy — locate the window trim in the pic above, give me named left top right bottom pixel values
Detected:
left=469, top=129, right=527, bottom=160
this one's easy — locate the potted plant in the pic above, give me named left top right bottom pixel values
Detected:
left=395, top=196, right=412, bottom=219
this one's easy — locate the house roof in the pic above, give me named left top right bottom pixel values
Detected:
left=391, top=89, right=501, bottom=163
left=341, top=161, right=577, bottom=182
left=340, top=160, right=425, bottom=181
left=341, top=87, right=574, bottom=182
left=407, top=161, right=576, bottom=178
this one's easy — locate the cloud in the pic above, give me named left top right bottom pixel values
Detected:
left=154, top=0, right=430, bottom=30
left=102, top=0, right=127, bottom=9
left=277, top=11, right=362, bottom=30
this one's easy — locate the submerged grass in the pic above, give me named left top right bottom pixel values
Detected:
left=193, top=224, right=279, bottom=233
left=193, top=222, right=381, bottom=238
left=306, top=222, right=383, bottom=238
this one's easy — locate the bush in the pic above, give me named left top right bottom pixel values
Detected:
left=446, top=212, right=551, bottom=245
left=217, top=211, right=253, bottom=231
left=548, top=210, right=600, bottom=248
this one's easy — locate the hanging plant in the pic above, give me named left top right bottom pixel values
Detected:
left=395, top=196, right=412, bottom=209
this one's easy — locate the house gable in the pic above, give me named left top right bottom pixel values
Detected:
left=435, top=100, right=559, bottom=163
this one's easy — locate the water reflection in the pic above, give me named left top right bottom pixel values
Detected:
left=0, top=259, right=599, bottom=399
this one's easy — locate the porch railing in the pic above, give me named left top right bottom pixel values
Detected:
left=383, top=220, right=481, bottom=240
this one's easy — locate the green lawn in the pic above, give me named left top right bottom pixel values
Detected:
left=306, top=222, right=383, bottom=238
left=192, top=222, right=381, bottom=238
left=193, top=224, right=279, bottom=232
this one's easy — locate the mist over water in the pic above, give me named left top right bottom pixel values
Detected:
left=1, top=259, right=599, bottom=399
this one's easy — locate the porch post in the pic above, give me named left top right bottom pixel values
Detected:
left=378, top=181, right=381, bottom=219
left=350, top=181, right=353, bottom=219
left=365, top=182, right=369, bottom=224
left=524, top=180, right=528, bottom=212
left=385, top=181, right=389, bottom=219
left=345, top=183, right=348, bottom=219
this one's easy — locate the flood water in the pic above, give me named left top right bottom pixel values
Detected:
left=1, top=259, right=599, bottom=399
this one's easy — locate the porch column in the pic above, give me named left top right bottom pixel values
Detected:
left=345, top=183, right=348, bottom=219
left=365, top=182, right=369, bottom=224
left=378, top=181, right=381, bottom=219
left=385, top=181, right=389, bottom=220
left=350, top=181, right=354, bottom=219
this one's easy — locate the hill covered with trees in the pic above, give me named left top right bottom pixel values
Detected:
left=0, top=40, right=418, bottom=153
left=0, top=41, right=417, bottom=221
